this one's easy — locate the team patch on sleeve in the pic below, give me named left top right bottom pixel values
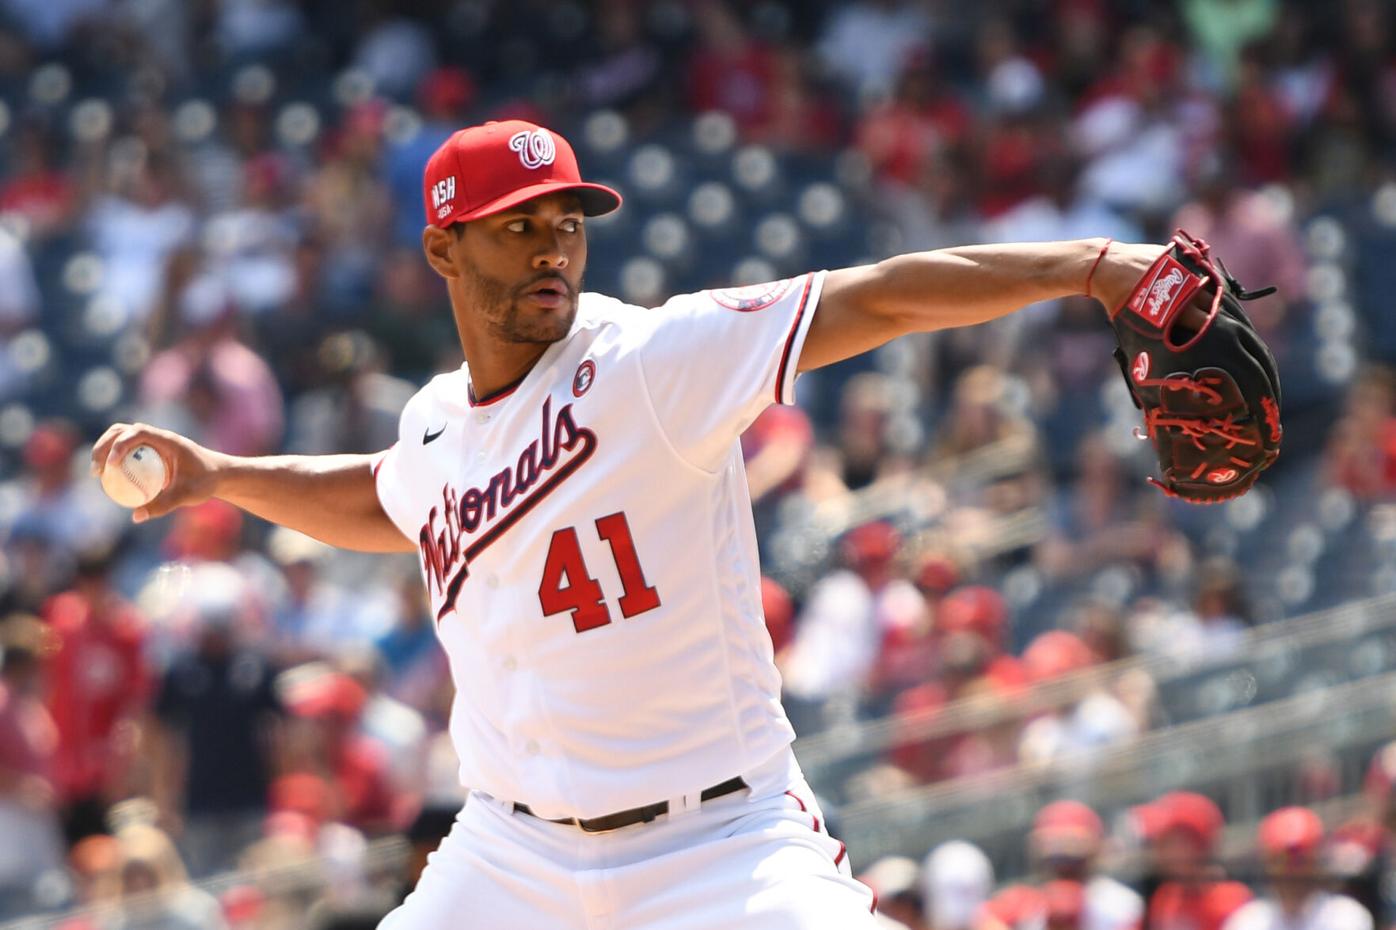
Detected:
left=708, top=278, right=794, bottom=312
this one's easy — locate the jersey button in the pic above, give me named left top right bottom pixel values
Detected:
left=525, top=740, right=540, bottom=755
left=486, top=575, right=499, bottom=589
left=502, top=656, right=517, bottom=671
left=475, top=412, right=489, bottom=424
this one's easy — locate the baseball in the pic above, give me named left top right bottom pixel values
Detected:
left=99, top=444, right=168, bottom=508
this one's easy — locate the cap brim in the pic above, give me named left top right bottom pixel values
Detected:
left=445, top=180, right=622, bottom=226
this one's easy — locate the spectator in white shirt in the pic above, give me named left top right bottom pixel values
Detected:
left=1030, top=800, right=1144, bottom=930
left=816, top=0, right=934, bottom=102
left=921, top=840, right=993, bottom=930
left=780, top=522, right=923, bottom=706
left=1223, top=807, right=1372, bottom=930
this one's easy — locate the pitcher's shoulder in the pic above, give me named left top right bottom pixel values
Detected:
left=576, top=290, right=650, bottom=328
left=397, top=367, right=469, bottom=431
left=571, top=291, right=664, bottom=353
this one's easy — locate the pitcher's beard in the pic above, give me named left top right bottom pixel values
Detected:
left=470, top=271, right=581, bottom=345
left=493, top=297, right=577, bottom=344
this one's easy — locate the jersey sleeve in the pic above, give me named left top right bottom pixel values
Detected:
left=371, top=443, right=418, bottom=541
left=636, top=270, right=824, bottom=471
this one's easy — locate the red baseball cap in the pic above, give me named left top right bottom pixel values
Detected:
left=1257, top=807, right=1324, bottom=860
left=937, top=586, right=1008, bottom=651
left=1034, top=801, right=1105, bottom=847
left=285, top=672, right=367, bottom=720
left=1023, top=631, right=1097, bottom=683
left=842, top=521, right=901, bottom=567
left=422, top=119, right=621, bottom=228
left=1134, top=791, right=1225, bottom=851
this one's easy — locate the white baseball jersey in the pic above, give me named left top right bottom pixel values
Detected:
left=372, top=272, right=824, bottom=820
left=1221, top=893, right=1372, bottom=930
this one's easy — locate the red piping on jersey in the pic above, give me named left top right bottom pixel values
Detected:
left=372, top=442, right=396, bottom=479
left=785, top=788, right=870, bottom=912
left=468, top=374, right=528, bottom=407
left=784, top=789, right=821, bottom=833
left=773, top=275, right=815, bottom=404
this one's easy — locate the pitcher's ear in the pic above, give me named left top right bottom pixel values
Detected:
left=422, top=225, right=461, bottom=279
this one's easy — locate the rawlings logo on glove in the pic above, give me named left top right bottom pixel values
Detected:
left=1107, top=230, right=1283, bottom=504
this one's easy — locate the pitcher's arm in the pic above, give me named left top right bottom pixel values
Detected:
left=92, top=423, right=414, bottom=553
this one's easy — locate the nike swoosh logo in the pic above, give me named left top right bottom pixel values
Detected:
left=423, top=425, right=447, bottom=444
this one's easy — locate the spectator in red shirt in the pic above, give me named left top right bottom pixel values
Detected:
left=42, top=544, right=152, bottom=842
left=281, top=670, right=396, bottom=835
left=868, top=555, right=956, bottom=701
left=757, top=47, right=844, bottom=153
left=1135, top=791, right=1252, bottom=930
left=686, top=1, right=778, bottom=139
left=0, top=120, right=77, bottom=240
left=938, top=586, right=1027, bottom=695
left=1228, top=51, right=1297, bottom=185
left=974, top=109, right=1052, bottom=220
left=1043, top=880, right=1088, bottom=930
left=0, top=614, right=65, bottom=917
left=1030, top=801, right=1143, bottom=930
left=1324, top=367, right=1396, bottom=500
left=980, top=883, right=1045, bottom=930
left=890, top=586, right=1025, bottom=782
left=856, top=51, right=971, bottom=189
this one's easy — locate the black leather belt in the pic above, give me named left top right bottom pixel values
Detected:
left=513, top=776, right=748, bottom=834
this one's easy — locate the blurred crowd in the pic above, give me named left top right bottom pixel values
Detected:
left=0, top=0, right=1394, bottom=925
left=857, top=737, right=1396, bottom=930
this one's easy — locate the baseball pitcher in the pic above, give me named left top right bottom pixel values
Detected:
left=93, top=120, right=1280, bottom=928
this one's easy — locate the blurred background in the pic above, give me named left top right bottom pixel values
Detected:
left=0, top=0, right=1393, bottom=928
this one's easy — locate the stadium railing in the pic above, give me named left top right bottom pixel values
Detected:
left=833, top=655, right=1396, bottom=876
left=796, top=592, right=1396, bottom=806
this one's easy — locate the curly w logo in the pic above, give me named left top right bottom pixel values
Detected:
left=509, top=129, right=556, bottom=170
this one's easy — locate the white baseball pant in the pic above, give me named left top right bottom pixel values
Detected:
left=378, top=757, right=878, bottom=929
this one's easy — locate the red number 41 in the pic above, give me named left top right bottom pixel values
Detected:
left=538, top=512, right=661, bottom=633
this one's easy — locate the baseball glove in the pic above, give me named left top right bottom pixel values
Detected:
left=1105, top=229, right=1283, bottom=504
